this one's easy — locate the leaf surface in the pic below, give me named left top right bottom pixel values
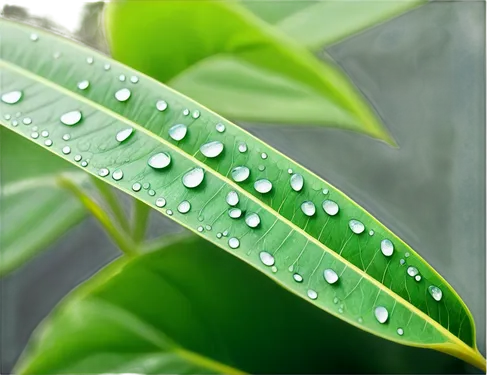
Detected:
left=0, top=20, right=484, bottom=370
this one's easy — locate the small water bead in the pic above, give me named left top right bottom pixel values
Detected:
left=32, top=126, right=38, bottom=131
left=30, top=132, right=39, bottom=139
left=169, top=124, right=187, bottom=141
left=245, top=213, right=260, bottom=228
left=166, top=209, right=173, bottom=216
left=226, top=191, right=239, bottom=206
left=290, top=173, right=304, bottom=192
left=155, top=197, right=166, bottom=208
left=98, top=168, right=110, bottom=177
left=74, top=155, right=82, bottom=162
left=1, top=90, right=23, bottom=104
left=231, top=166, right=250, bottom=182
left=400, top=259, right=406, bottom=266
left=77, top=80, right=90, bottom=90
left=104, top=63, right=111, bottom=70
left=407, top=266, right=419, bottom=277
left=238, top=142, right=247, bottom=153
left=11, top=120, right=18, bottom=126
left=333, top=297, right=339, bottom=304
left=22, top=117, right=32, bottom=125
left=259, top=251, right=275, bottom=266
left=53, top=52, right=61, bottom=59
left=62, top=146, right=71, bottom=155
left=322, top=188, right=329, bottom=195
left=192, top=110, right=200, bottom=119
left=349, top=219, right=365, bottom=234
left=287, top=168, right=293, bottom=174
left=81, top=160, right=88, bottom=167
left=156, top=100, right=168, bottom=111
left=62, top=133, right=71, bottom=141
left=216, top=233, right=222, bottom=239
left=205, top=225, right=212, bottom=231
left=261, top=152, right=268, bottom=159
left=176, top=200, right=191, bottom=214
left=258, top=165, right=266, bottom=171
left=215, top=123, right=225, bottom=133
left=323, top=269, right=339, bottom=284
left=115, top=88, right=131, bottom=102
left=228, top=208, right=242, bottom=219
left=60, top=110, right=82, bottom=126
left=228, top=237, right=240, bottom=249
left=4, top=114, right=11, bottom=120
left=182, top=167, right=205, bottom=188
left=182, top=109, right=190, bottom=116
left=148, top=189, right=156, bottom=196
left=112, top=169, right=124, bottom=181
left=307, top=289, right=318, bottom=300
left=130, top=75, right=139, bottom=84
left=116, top=128, right=134, bottom=143
left=288, top=265, right=294, bottom=272
left=44, top=139, right=53, bottom=147
left=397, top=328, right=404, bottom=336
left=405, top=252, right=410, bottom=258
left=369, top=230, right=374, bottom=236
left=119, top=74, right=126, bottom=81
left=428, top=286, right=443, bottom=302
left=143, top=182, right=151, bottom=189
left=322, top=200, right=339, bottom=216
left=374, top=306, right=389, bottom=324
left=380, top=239, right=394, bottom=257
left=301, top=201, right=316, bottom=217
left=271, top=266, right=278, bottom=273
left=200, top=141, right=224, bottom=158
left=254, top=179, right=272, bottom=194
left=86, top=57, right=94, bottom=64
left=293, top=273, right=303, bottom=283
left=148, top=152, right=171, bottom=169
left=30, top=33, right=39, bottom=41
left=41, top=130, right=49, bottom=137
left=132, top=182, right=141, bottom=192
left=198, top=226, right=204, bottom=232
left=223, top=230, right=229, bottom=237
left=415, top=275, right=422, bottom=282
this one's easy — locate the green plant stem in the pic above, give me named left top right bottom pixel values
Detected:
left=91, top=177, right=130, bottom=233
left=58, top=177, right=138, bottom=257
left=131, top=199, right=150, bottom=243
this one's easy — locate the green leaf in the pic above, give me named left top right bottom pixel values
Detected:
left=15, top=236, right=475, bottom=374
left=242, top=0, right=426, bottom=50
left=104, top=0, right=394, bottom=144
left=0, top=20, right=485, bottom=370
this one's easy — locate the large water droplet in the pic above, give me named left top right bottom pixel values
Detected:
left=228, top=237, right=240, bottom=249
left=200, top=141, right=224, bottom=158
left=226, top=191, right=239, bottom=206
left=428, top=286, right=442, bottom=301
left=115, top=88, right=131, bottom=102
left=380, top=239, right=394, bottom=257
left=116, top=128, right=134, bottom=143
left=182, top=167, right=204, bottom=188
left=349, top=219, right=365, bottom=234
left=259, top=251, right=275, bottom=266
left=132, top=182, right=141, bottom=192
left=60, top=110, right=82, bottom=126
left=155, top=197, right=166, bottom=208
left=290, top=173, right=304, bottom=192
left=156, top=100, right=167, bottom=111
left=245, top=213, right=260, bottom=228
left=322, top=200, right=339, bottom=216
left=231, top=166, right=250, bottom=182
left=1, top=91, right=23, bottom=104
left=254, top=179, right=272, bottom=194
left=112, top=169, right=124, bottom=181
left=177, top=200, right=191, bottom=214
left=307, top=289, right=318, bottom=300
left=98, top=168, right=110, bottom=177
left=407, top=266, right=419, bottom=277
left=293, top=273, right=303, bottom=283
left=238, top=142, right=247, bottom=153
left=374, top=306, right=389, bottom=324
left=323, top=269, right=339, bottom=284
left=215, top=123, right=225, bottom=133
left=148, top=152, right=171, bottom=169
left=228, top=208, right=242, bottom=219
left=169, top=124, right=187, bottom=141
left=77, top=80, right=90, bottom=90
left=301, top=201, right=316, bottom=216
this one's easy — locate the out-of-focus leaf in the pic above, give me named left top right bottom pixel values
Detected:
left=105, top=0, right=394, bottom=143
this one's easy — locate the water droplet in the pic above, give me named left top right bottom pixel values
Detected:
left=53, top=51, right=61, bottom=59
left=238, top=142, right=247, bottom=153
left=130, top=75, right=139, bottom=84
left=290, top=173, right=304, bottom=192
left=11, top=120, right=18, bottom=126
left=223, top=230, right=229, bottom=237
left=155, top=197, right=166, bottom=208
left=148, top=152, right=171, bottom=169
left=62, top=146, right=71, bottom=155
left=74, top=155, right=82, bottom=162
left=300, top=201, right=316, bottom=217
left=215, top=123, right=225, bottom=133
left=30, top=132, right=39, bottom=139
left=245, top=213, right=260, bottom=228
left=380, top=239, right=394, bottom=257
left=44, top=139, right=53, bottom=147
left=369, top=230, right=374, bottom=236
left=288, top=265, right=294, bottom=272
left=374, top=306, right=389, bottom=324
left=148, top=189, right=156, bottom=196
left=307, top=289, right=318, bottom=300
left=405, top=252, right=410, bottom=258
left=197, top=226, right=204, bottom=232
left=231, top=166, right=250, bottom=182
left=62, top=133, right=70, bottom=141
left=119, top=74, right=126, bottom=81
left=323, top=269, right=339, bottom=284
left=358, top=317, right=363, bottom=324
left=4, top=114, right=11, bottom=120
left=183, top=109, right=190, bottom=116
left=259, top=251, right=275, bottom=266
left=182, top=167, right=204, bottom=188
left=293, top=273, right=303, bottom=283
left=216, top=233, right=222, bottom=239
left=104, top=63, right=111, bottom=70
left=132, top=182, right=141, bottom=192
left=287, top=168, right=293, bottom=174
left=407, top=266, right=419, bottom=277
left=428, top=286, right=442, bottom=301
left=322, top=188, right=329, bottom=195
left=254, top=179, right=272, bottom=194
left=166, top=209, right=173, bottom=216
left=192, top=110, right=200, bottom=119
left=81, top=160, right=88, bottom=167
left=400, top=259, right=406, bottom=265
left=41, top=130, right=49, bottom=137
left=226, top=191, right=239, bottom=206
left=415, top=275, right=422, bottom=282
left=77, top=80, right=90, bottom=90
left=156, top=100, right=168, bottom=111
left=200, top=141, right=224, bottom=158
left=322, top=200, right=339, bottom=216
left=397, top=328, right=404, bottom=336
left=86, top=57, right=94, bottom=64
left=177, top=200, right=191, bottom=214
left=116, top=128, right=134, bottom=143
left=143, top=182, right=151, bottom=189
left=32, top=126, right=38, bottom=131
left=112, top=169, right=124, bottom=181
left=1, top=91, right=22, bottom=104
left=261, top=152, right=268, bottom=159
left=205, top=225, right=212, bottom=231
left=169, top=124, right=187, bottom=141
left=60, top=110, right=82, bottom=126
left=228, top=208, right=242, bottom=219
left=98, top=168, right=110, bottom=177
left=115, top=88, right=131, bottom=102
left=349, top=219, right=365, bottom=234
left=30, top=33, right=39, bottom=41
left=22, top=117, right=32, bottom=125
left=333, top=297, right=339, bottom=304
left=271, top=266, right=278, bottom=273
left=228, top=237, right=240, bottom=249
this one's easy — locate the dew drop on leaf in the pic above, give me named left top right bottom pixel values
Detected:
left=349, top=219, right=365, bottom=234
left=148, top=152, right=171, bottom=169
left=86, top=57, right=94, bottom=64
left=293, top=273, right=303, bottom=283
left=62, top=146, right=71, bottom=155
left=428, top=285, right=443, bottom=301
left=301, top=201, right=316, bottom=217
left=197, top=226, right=204, bottom=232
left=1, top=90, right=23, bottom=104
left=380, top=239, right=394, bottom=257
left=369, top=230, right=375, bottom=236
left=226, top=191, right=239, bottom=206
left=307, top=289, right=318, bottom=300
left=238, top=142, right=247, bottom=153
left=231, top=166, right=250, bottom=182
left=245, top=213, right=260, bottom=228
left=192, top=110, right=200, bottom=119
left=183, top=109, right=190, bottom=116
left=415, top=275, right=422, bottom=282
left=104, top=63, right=111, bottom=71
left=98, top=168, right=110, bottom=177
left=130, top=75, right=139, bottom=84
left=115, top=88, right=131, bottom=102
left=62, top=134, right=70, bottom=141
left=155, top=197, right=166, bottom=208
left=228, top=208, right=242, bottom=219
left=261, top=152, right=268, bottom=159
left=374, top=306, right=389, bottom=324
left=119, top=74, right=126, bottom=81
left=322, top=188, right=329, bottom=195
left=322, top=200, right=339, bottom=216
left=182, top=167, right=204, bottom=188
left=323, top=269, right=339, bottom=284
left=168, top=124, right=187, bottom=141
left=112, top=169, right=124, bottom=181
left=254, top=179, right=272, bottom=194
left=41, top=130, right=49, bottom=138
left=259, top=251, right=275, bottom=266
left=215, top=123, right=225, bottom=133
left=22, top=117, right=32, bottom=125
left=407, top=266, right=419, bottom=277
left=132, top=182, right=141, bottom=192
left=156, top=100, right=167, bottom=112
left=30, top=132, right=39, bottom=139
left=44, top=139, right=53, bottom=147
left=116, top=128, right=134, bottom=143
left=228, top=237, right=240, bottom=249
left=397, top=328, right=404, bottom=336
left=60, top=110, right=82, bottom=126
left=200, top=141, right=224, bottom=158
left=290, top=173, right=304, bottom=192
left=30, top=33, right=38, bottom=41
left=148, top=189, right=156, bottom=196
left=77, top=80, right=90, bottom=90
left=166, top=209, right=173, bottom=216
